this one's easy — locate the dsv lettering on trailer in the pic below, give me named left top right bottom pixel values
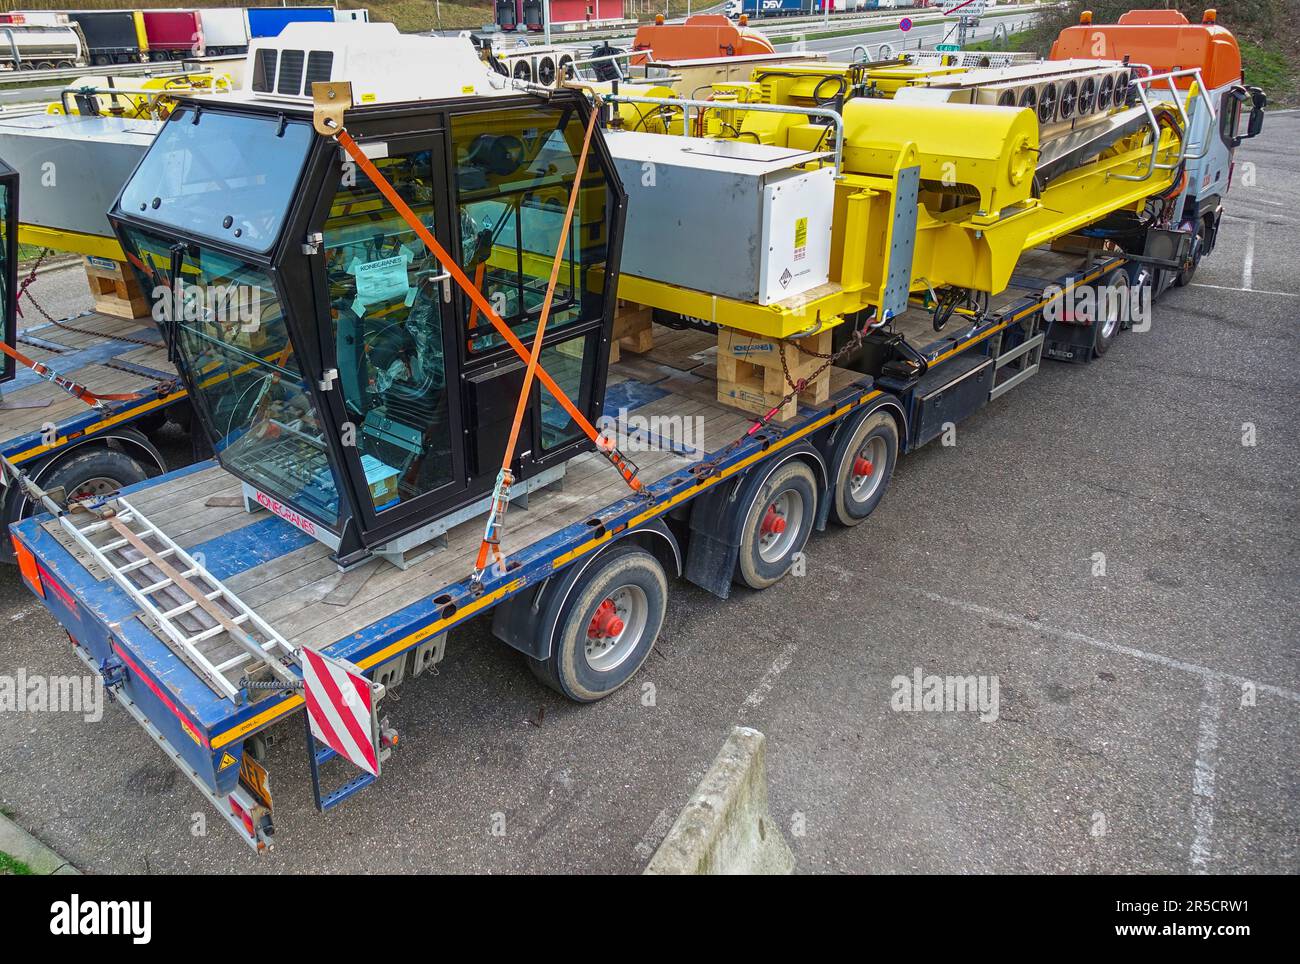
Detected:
left=49, top=895, right=151, bottom=944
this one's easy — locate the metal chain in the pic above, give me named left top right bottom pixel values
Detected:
left=14, top=248, right=176, bottom=399
left=691, top=324, right=872, bottom=483
left=18, top=250, right=160, bottom=350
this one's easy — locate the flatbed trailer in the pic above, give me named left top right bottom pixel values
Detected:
left=0, top=300, right=190, bottom=561
left=8, top=241, right=1138, bottom=851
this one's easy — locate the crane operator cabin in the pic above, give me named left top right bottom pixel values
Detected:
left=110, top=25, right=626, bottom=569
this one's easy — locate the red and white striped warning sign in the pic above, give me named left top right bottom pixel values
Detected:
left=301, top=647, right=380, bottom=776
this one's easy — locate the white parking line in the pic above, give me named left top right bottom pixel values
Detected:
left=1189, top=679, right=1225, bottom=874
left=912, top=591, right=1298, bottom=872
left=1241, top=220, right=1256, bottom=290
left=1190, top=282, right=1299, bottom=297
left=912, top=589, right=1300, bottom=704
left=740, top=642, right=799, bottom=715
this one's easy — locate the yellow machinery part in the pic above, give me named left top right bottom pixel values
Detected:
left=46, top=73, right=233, bottom=119
left=133, top=11, right=150, bottom=57
left=841, top=97, right=1039, bottom=220
left=18, top=224, right=125, bottom=261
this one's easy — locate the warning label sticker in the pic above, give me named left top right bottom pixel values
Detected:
left=793, top=217, right=808, bottom=262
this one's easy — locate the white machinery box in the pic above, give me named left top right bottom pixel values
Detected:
left=605, top=130, right=834, bottom=306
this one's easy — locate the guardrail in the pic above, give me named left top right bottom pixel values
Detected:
left=0, top=56, right=234, bottom=88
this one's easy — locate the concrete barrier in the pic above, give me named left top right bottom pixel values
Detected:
left=0, top=812, right=79, bottom=875
left=644, top=726, right=794, bottom=875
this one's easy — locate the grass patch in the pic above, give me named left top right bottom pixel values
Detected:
left=964, top=30, right=1038, bottom=54
left=0, top=851, right=34, bottom=875
left=1239, top=40, right=1294, bottom=102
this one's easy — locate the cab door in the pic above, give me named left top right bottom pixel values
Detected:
left=305, top=129, right=469, bottom=543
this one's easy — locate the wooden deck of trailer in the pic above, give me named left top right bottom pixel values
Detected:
left=0, top=308, right=174, bottom=439
left=38, top=324, right=864, bottom=698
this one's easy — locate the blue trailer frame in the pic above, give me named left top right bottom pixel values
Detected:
left=7, top=246, right=1139, bottom=851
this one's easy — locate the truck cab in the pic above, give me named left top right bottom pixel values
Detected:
left=1051, top=8, right=1266, bottom=284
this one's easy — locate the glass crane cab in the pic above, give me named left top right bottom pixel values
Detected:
left=110, top=90, right=624, bottom=567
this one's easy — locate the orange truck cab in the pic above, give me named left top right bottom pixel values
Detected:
left=631, top=14, right=775, bottom=66
left=1052, top=9, right=1266, bottom=283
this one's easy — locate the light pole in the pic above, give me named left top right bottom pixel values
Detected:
left=545, top=0, right=552, bottom=44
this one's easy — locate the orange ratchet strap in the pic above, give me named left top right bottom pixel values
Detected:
left=0, top=340, right=143, bottom=410
left=472, top=100, right=600, bottom=581
left=331, top=124, right=642, bottom=492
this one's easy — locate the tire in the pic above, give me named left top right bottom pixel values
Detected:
left=1176, top=219, right=1207, bottom=287
left=528, top=546, right=667, bottom=702
left=43, top=448, right=149, bottom=504
left=830, top=410, right=899, bottom=527
left=1092, top=269, right=1129, bottom=358
left=734, top=460, right=818, bottom=590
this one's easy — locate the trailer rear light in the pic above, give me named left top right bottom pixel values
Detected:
left=12, top=536, right=44, bottom=598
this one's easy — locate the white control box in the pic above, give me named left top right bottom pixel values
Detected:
left=605, top=130, right=835, bottom=306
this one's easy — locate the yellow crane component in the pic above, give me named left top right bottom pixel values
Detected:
left=611, top=90, right=1185, bottom=340
left=840, top=98, right=1038, bottom=220
left=46, top=72, right=234, bottom=120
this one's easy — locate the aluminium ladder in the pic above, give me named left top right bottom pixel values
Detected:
left=59, top=495, right=300, bottom=704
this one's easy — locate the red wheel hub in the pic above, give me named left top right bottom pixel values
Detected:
left=852, top=456, right=874, bottom=478
left=587, top=599, right=624, bottom=639
left=760, top=505, right=787, bottom=536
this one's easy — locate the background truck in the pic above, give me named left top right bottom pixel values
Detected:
left=726, top=0, right=812, bottom=17
left=141, top=10, right=204, bottom=60
left=199, top=7, right=252, bottom=56
left=67, top=10, right=148, bottom=66
left=245, top=5, right=336, bottom=39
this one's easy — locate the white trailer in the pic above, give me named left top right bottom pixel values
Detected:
left=200, top=8, right=251, bottom=55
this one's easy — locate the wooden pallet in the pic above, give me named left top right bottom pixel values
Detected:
left=608, top=301, right=655, bottom=364
left=715, top=328, right=832, bottom=422
left=84, top=256, right=151, bottom=320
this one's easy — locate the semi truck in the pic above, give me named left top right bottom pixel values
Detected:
left=141, top=10, right=204, bottom=60
left=66, top=10, right=149, bottom=66
left=2, top=12, right=1265, bottom=851
left=0, top=22, right=85, bottom=70
left=245, top=5, right=336, bottom=39
left=725, top=0, right=812, bottom=17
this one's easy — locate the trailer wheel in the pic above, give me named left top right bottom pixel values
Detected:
left=528, top=546, right=667, bottom=702
left=1092, top=269, right=1129, bottom=358
left=44, top=448, right=149, bottom=503
left=734, top=460, right=817, bottom=590
left=830, top=410, right=898, bottom=527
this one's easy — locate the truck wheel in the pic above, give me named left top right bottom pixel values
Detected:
left=528, top=546, right=667, bottom=702
left=734, top=460, right=817, bottom=590
left=1092, top=269, right=1129, bottom=358
left=43, top=448, right=149, bottom=503
left=1176, top=220, right=1207, bottom=287
left=830, top=410, right=898, bottom=526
